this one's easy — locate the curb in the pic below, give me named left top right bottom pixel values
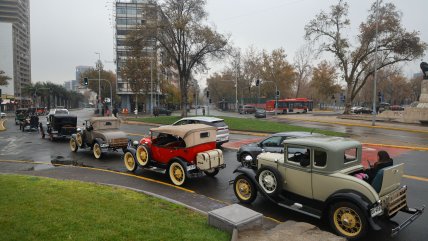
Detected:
left=278, top=116, right=428, bottom=134
left=0, top=119, right=6, bottom=131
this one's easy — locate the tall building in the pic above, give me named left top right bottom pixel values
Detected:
left=115, top=0, right=159, bottom=112
left=0, top=0, right=31, bottom=107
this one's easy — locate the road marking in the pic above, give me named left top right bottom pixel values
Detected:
left=403, top=174, right=428, bottom=182
left=0, top=159, right=194, bottom=193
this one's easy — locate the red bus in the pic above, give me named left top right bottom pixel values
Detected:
left=265, top=98, right=313, bottom=114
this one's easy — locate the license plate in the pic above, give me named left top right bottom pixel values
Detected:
left=370, top=205, right=383, bottom=217
left=187, top=165, right=196, bottom=171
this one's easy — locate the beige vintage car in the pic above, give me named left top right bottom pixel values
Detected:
left=233, top=136, right=424, bottom=240
left=70, top=117, right=128, bottom=159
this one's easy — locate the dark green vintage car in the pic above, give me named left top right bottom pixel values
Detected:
left=15, top=108, right=28, bottom=125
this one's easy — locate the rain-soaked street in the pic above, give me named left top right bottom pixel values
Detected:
left=1, top=108, right=427, bottom=241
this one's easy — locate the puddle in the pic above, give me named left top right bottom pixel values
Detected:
left=27, top=164, right=55, bottom=171
left=50, top=158, right=93, bottom=168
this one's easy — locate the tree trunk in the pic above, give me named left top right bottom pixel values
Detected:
left=180, top=75, right=188, bottom=117
left=344, top=82, right=353, bottom=114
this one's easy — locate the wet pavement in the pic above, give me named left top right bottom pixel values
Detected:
left=1, top=108, right=427, bottom=240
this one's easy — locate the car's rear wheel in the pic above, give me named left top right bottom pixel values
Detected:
left=93, top=142, right=103, bottom=159
left=136, top=145, right=150, bottom=167
left=204, top=168, right=219, bottom=177
left=256, top=166, right=283, bottom=197
left=123, top=152, right=137, bottom=172
left=76, top=133, right=83, bottom=147
left=234, top=174, right=257, bottom=204
left=329, top=202, right=368, bottom=240
left=168, top=160, right=186, bottom=186
left=70, top=138, right=78, bottom=152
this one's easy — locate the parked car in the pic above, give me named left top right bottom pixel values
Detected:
left=354, top=107, right=372, bottom=114
left=232, top=136, right=424, bottom=239
left=15, top=108, right=28, bottom=125
left=40, top=114, right=77, bottom=141
left=236, top=132, right=324, bottom=169
left=390, top=105, right=405, bottom=111
left=172, top=117, right=229, bottom=146
left=254, top=108, right=266, bottom=118
left=0, top=112, right=6, bottom=118
left=123, top=124, right=225, bottom=186
left=153, top=107, right=172, bottom=116
left=69, top=117, right=128, bottom=159
left=350, top=106, right=363, bottom=114
left=239, top=105, right=256, bottom=114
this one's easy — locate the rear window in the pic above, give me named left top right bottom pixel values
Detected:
left=344, top=148, right=357, bottom=163
left=56, top=110, right=68, bottom=114
left=205, top=121, right=227, bottom=128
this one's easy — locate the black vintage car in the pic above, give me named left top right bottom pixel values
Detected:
left=40, top=114, right=77, bottom=141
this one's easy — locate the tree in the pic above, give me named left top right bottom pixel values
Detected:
left=131, top=0, right=229, bottom=117
left=81, top=66, right=118, bottom=105
left=206, top=71, right=235, bottom=104
left=310, top=61, right=341, bottom=103
left=293, top=45, right=314, bottom=98
left=0, top=70, right=10, bottom=86
left=260, top=48, right=295, bottom=99
left=305, top=0, right=426, bottom=113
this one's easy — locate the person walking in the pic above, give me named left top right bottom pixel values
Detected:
left=202, top=107, right=205, bottom=116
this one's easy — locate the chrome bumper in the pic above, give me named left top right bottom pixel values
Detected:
left=391, top=205, right=425, bottom=237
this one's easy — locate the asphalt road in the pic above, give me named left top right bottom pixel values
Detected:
left=0, top=108, right=427, bottom=241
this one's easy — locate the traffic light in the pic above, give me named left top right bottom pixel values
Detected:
left=206, top=90, right=209, bottom=98
left=256, top=79, right=260, bottom=86
left=276, top=90, right=280, bottom=97
left=83, top=77, right=88, bottom=86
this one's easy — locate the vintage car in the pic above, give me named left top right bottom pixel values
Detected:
left=123, top=124, right=225, bottom=186
left=15, top=108, right=28, bottom=125
left=69, top=117, right=128, bottom=159
left=20, top=115, right=40, bottom=132
left=233, top=136, right=424, bottom=240
left=40, top=114, right=77, bottom=141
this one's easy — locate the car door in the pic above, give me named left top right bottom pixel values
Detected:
left=260, top=136, right=284, bottom=153
left=278, top=145, right=313, bottom=199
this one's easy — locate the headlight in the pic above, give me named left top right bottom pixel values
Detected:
left=76, top=128, right=81, bottom=132
left=133, top=141, right=139, bottom=146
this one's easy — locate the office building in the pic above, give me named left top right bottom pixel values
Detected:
left=0, top=0, right=31, bottom=107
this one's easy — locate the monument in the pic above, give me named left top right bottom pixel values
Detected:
left=380, top=62, right=428, bottom=124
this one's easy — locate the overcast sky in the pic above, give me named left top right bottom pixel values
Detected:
left=30, top=0, right=428, bottom=86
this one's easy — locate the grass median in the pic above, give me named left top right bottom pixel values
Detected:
left=0, top=175, right=230, bottom=241
left=128, top=116, right=345, bottom=136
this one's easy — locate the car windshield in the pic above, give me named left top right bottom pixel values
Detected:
left=209, top=121, right=227, bottom=128
left=56, top=110, right=68, bottom=114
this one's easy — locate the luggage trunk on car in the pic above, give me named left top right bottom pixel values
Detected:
left=196, top=149, right=224, bottom=170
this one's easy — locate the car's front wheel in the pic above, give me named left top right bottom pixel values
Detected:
left=70, top=138, right=78, bottom=152
left=168, top=160, right=186, bottom=186
left=93, top=142, right=103, bottom=159
left=234, top=174, right=257, bottom=204
left=136, top=145, right=150, bottom=167
left=256, top=166, right=283, bottom=197
left=76, top=133, right=83, bottom=147
left=329, top=202, right=368, bottom=240
left=204, top=168, right=219, bottom=177
left=123, top=151, right=137, bottom=172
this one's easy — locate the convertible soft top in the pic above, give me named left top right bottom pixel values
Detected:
left=151, top=124, right=217, bottom=147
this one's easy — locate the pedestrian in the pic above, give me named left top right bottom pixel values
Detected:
left=365, top=150, right=393, bottom=183
left=113, top=106, right=118, bottom=117
left=202, top=107, right=205, bottom=116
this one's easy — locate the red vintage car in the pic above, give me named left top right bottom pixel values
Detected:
left=123, top=124, right=225, bottom=186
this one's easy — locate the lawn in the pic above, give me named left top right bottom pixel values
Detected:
left=128, top=116, right=345, bottom=136
left=0, top=175, right=230, bottom=241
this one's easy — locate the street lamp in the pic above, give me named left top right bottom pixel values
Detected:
left=95, top=52, right=101, bottom=114
left=372, top=0, right=380, bottom=126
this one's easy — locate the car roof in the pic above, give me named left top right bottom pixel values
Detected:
left=151, top=124, right=216, bottom=138
left=176, top=116, right=224, bottom=123
left=283, top=136, right=361, bottom=151
left=271, top=131, right=324, bottom=137
left=89, top=116, right=118, bottom=122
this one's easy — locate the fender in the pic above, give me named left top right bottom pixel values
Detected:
left=233, top=166, right=257, bottom=180
left=125, top=146, right=137, bottom=159
left=325, top=190, right=381, bottom=231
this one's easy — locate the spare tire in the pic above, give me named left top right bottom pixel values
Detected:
left=256, top=166, right=283, bottom=197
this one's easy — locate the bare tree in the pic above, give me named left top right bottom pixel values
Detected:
left=131, top=0, right=229, bottom=117
left=293, top=44, right=314, bottom=98
left=305, top=0, right=426, bottom=113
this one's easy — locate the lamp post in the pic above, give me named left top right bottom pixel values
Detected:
left=372, top=0, right=380, bottom=126
left=95, top=52, right=101, bottom=114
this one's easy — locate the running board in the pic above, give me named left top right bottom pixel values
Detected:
left=145, top=166, right=166, bottom=174
left=276, top=195, right=322, bottom=219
